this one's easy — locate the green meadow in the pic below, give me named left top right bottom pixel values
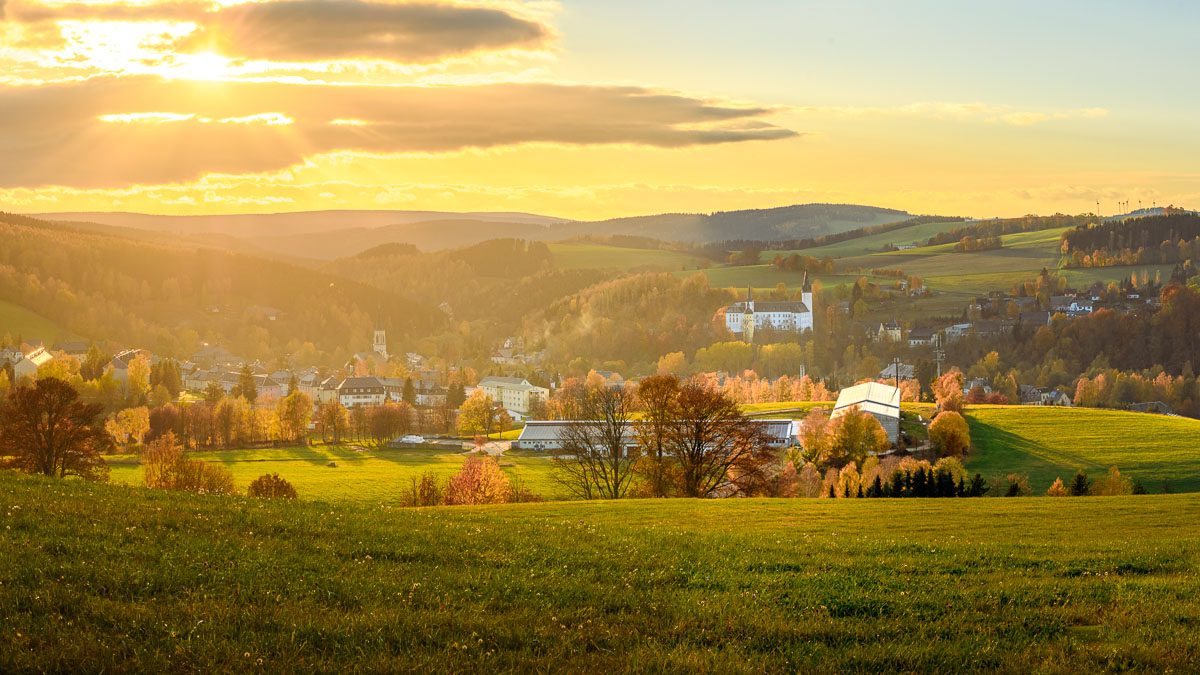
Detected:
left=965, top=406, right=1200, bottom=493
left=106, top=445, right=563, bottom=503
left=2, top=471, right=1198, bottom=672
left=548, top=243, right=707, bottom=271
left=766, top=219, right=967, bottom=260
left=0, top=300, right=71, bottom=343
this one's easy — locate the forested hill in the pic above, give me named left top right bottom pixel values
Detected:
left=0, top=214, right=447, bottom=363
left=558, top=204, right=913, bottom=243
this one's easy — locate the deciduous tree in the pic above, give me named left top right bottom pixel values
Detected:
left=0, top=377, right=111, bottom=481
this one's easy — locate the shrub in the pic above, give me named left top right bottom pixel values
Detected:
left=1004, top=474, right=1032, bottom=497
left=1046, top=477, right=1068, bottom=497
left=929, top=411, right=970, bottom=457
left=444, top=456, right=511, bottom=506
left=402, top=471, right=444, bottom=507
left=248, top=473, right=297, bottom=499
left=144, top=433, right=236, bottom=495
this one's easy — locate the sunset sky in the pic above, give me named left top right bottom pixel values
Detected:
left=2, top=0, right=1198, bottom=219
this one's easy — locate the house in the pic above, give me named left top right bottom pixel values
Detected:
left=337, top=376, right=388, bottom=408
left=1018, top=385, right=1072, bottom=406
left=476, top=376, right=550, bottom=418
left=254, top=375, right=286, bottom=401
left=297, top=372, right=322, bottom=400
left=878, top=362, right=914, bottom=381
left=317, top=377, right=341, bottom=404
left=413, top=380, right=448, bottom=407
left=1129, top=401, right=1172, bottom=415
left=1, top=347, right=40, bottom=381
left=512, top=418, right=798, bottom=452
left=831, top=382, right=901, bottom=444
left=1019, top=311, right=1052, bottom=327
left=720, top=276, right=814, bottom=341
left=907, top=327, right=939, bottom=347
left=184, top=368, right=219, bottom=392
left=107, top=348, right=150, bottom=382
left=872, top=319, right=902, bottom=343
left=963, top=378, right=992, bottom=395
left=190, top=344, right=240, bottom=367
left=51, top=341, right=90, bottom=359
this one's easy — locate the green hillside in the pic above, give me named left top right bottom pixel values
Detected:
left=105, top=445, right=561, bottom=502
left=547, top=243, right=707, bottom=271
left=2, top=472, right=1197, bottom=672
left=0, top=300, right=72, bottom=343
left=767, top=219, right=967, bottom=260
left=965, top=406, right=1200, bottom=493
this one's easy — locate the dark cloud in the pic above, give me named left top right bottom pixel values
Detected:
left=4, top=0, right=552, bottom=63
left=0, top=77, right=799, bottom=187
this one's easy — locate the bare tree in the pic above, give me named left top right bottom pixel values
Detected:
left=665, top=383, right=773, bottom=498
left=0, top=377, right=111, bottom=481
left=550, top=384, right=639, bottom=499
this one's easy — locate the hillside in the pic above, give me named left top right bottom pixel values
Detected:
left=965, top=406, right=1200, bottom=493
left=0, top=214, right=447, bottom=362
left=2, top=471, right=1198, bottom=672
left=0, top=300, right=72, bottom=344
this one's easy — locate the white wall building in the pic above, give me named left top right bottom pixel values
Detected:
left=476, top=376, right=549, bottom=417
left=722, top=274, right=813, bottom=341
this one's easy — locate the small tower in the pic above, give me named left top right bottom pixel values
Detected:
left=373, top=316, right=388, bottom=360
left=741, top=285, right=756, bottom=343
left=801, top=271, right=814, bottom=332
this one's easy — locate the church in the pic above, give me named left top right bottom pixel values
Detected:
left=721, top=273, right=814, bottom=341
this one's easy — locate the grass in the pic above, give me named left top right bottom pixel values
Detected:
left=0, top=300, right=72, bottom=343
left=2, top=471, right=1199, bottom=672
left=548, top=243, right=707, bottom=272
left=105, top=444, right=563, bottom=503
left=767, top=220, right=967, bottom=260
left=965, top=406, right=1200, bottom=493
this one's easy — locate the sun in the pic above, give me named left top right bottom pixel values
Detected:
left=171, top=52, right=232, bottom=81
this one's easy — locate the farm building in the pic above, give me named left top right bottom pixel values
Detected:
left=513, top=418, right=799, bottom=453
left=832, top=382, right=901, bottom=444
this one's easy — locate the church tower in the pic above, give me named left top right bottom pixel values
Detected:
left=373, top=315, right=388, bottom=360
left=802, top=272, right=813, bottom=316
left=742, top=285, right=756, bottom=343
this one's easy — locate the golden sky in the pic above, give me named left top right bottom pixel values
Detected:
left=2, top=0, right=1198, bottom=219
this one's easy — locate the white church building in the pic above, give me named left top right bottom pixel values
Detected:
left=722, top=273, right=814, bottom=340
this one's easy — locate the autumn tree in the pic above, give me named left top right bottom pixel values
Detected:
left=126, top=353, right=151, bottom=404
left=634, top=374, right=682, bottom=497
left=315, top=402, right=351, bottom=444
left=457, top=389, right=496, bottom=437
left=444, top=455, right=511, bottom=505
left=367, top=401, right=414, bottom=449
left=275, top=390, right=314, bottom=444
left=932, top=370, right=965, bottom=413
left=550, top=383, right=639, bottom=499
left=0, top=377, right=111, bottom=481
left=105, top=406, right=150, bottom=451
left=664, top=383, right=773, bottom=497
left=826, top=405, right=889, bottom=468
left=929, top=410, right=970, bottom=457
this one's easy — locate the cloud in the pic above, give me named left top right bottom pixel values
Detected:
left=0, top=76, right=798, bottom=187
left=800, top=102, right=1108, bottom=126
left=4, top=0, right=554, bottom=64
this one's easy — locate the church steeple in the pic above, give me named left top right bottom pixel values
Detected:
left=802, top=271, right=812, bottom=292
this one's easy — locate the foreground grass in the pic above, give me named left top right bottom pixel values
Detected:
left=1, top=472, right=1198, bottom=672
left=966, top=406, right=1200, bottom=493
left=106, top=445, right=563, bottom=503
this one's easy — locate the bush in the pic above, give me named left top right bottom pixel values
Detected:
left=248, top=473, right=297, bottom=499
left=402, top=472, right=444, bottom=507
left=444, top=456, right=511, bottom=506
left=1004, top=473, right=1031, bottom=497
left=144, top=433, right=236, bottom=495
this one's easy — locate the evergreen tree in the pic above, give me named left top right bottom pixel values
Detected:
left=1131, top=478, right=1147, bottom=495
left=868, top=475, right=883, bottom=498
left=80, top=345, right=109, bottom=382
left=204, top=381, right=224, bottom=403
left=888, top=470, right=905, bottom=498
left=1162, top=478, right=1173, bottom=494
left=1069, top=470, right=1091, bottom=496
left=966, top=473, right=987, bottom=497
left=936, top=469, right=956, bottom=497
left=912, top=467, right=928, bottom=497
left=403, top=377, right=417, bottom=406
left=288, top=374, right=299, bottom=396
left=856, top=483, right=864, bottom=498
left=828, top=483, right=836, bottom=499
left=447, top=382, right=467, bottom=408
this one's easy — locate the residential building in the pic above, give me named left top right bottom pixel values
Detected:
left=476, top=376, right=550, bottom=417
left=907, top=327, right=939, bottom=347
left=872, top=319, right=902, bottom=343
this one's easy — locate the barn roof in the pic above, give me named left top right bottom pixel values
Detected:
left=832, top=382, right=901, bottom=419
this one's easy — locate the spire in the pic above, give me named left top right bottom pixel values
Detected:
left=802, top=271, right=812, bottom=292
left=746, top=284, right=752, bottom=302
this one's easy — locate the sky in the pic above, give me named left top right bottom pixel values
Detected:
left=2, top=0, right=1199, bottom=220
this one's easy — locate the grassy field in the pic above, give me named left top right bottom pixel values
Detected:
left=2, top=471, right=1198, bottom=672
left=0, top=299, right=72, bottom=343
left=106, top=444, right=563, bottom=503
left=965, top=406, right=1200, bottom=493
left=766, top=220, right=967, bottom=260
left=548, top=243, right=706, bottom=272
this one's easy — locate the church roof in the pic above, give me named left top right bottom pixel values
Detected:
left=729, top=301, right=809, bottom=314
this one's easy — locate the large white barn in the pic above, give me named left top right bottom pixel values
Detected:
left=722, top=273, right=813, bottom=341
left=831, top=382, right=901, bottom=444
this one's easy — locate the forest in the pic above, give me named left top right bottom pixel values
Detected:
left=1061, top=213, right=1200, bottom=268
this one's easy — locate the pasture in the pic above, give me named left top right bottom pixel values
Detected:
left=1, top=471, right=1198, bottom=672
left=105, top=444, right=563, bottom=503
left=965, top=406, right=1200, bottom=493
left=0, top=300, right=71, bottom=343
left=548, top=243, right=706, bottom=272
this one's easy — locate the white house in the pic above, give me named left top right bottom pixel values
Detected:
left=476, top=376, right=549, bottom=418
